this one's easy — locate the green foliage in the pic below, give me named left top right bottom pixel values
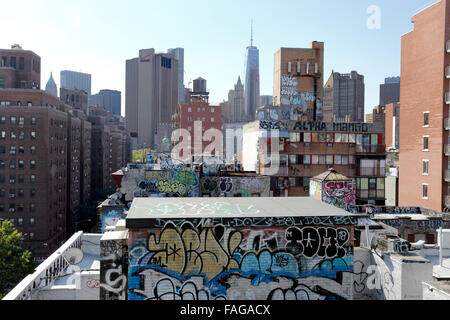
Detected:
left=0, top=220, right=36, bottom=298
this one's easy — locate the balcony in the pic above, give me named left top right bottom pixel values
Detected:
left=445, top=145, right=450, bottom=156
left=355, top=145, right=385, bottom=154
left=446, top=92, right=450, bottom=105
left=445, top=170, right=450, bottom=182
left=445, top=196, right=450, bottom=207
left=357, top=167, right=386, bottom=176
left=445, top=119, right=450, bottom=130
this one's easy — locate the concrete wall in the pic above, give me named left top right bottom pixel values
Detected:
left=127, top=216, right=355, bottom=300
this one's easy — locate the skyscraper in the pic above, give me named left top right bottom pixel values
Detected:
left=60, top=70, right=91, bottom=105
left=167, top=48, right=185, bottom=104
left=380, top=76, right=400, bottom=106
left=244, top=24, right=260, bottom=122
left=323, top=71, right=365, bottom=122
left=45, top=72, right=57, bottom=97
left=226, top=76, right=245, bottom=123
left=125, top=48, right=178, bottom=149
left=91, top=89, right=121, bottom=115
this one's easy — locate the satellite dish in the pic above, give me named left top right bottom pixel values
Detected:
left=63, top=248, right=84, bottom=265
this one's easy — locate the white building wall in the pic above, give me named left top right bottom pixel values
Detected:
left=242, top=129, right=260, bottom=172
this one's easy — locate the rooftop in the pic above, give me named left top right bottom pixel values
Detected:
left=127, top=197, right=356, bottom=222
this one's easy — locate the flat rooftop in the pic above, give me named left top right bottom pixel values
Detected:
left=126, top=197, right=358, bottom=228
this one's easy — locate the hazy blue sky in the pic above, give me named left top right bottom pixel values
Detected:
left=0, top=0, right=438, bottom=116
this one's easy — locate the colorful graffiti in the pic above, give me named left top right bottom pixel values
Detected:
left=321, top=181, right=356, bottom=213
left=128, top=218, right=355, bottom=300
left=131, top=170, right=199, bottom=198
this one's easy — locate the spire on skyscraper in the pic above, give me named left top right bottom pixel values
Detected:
left=45, top=72, right=58, bottom=97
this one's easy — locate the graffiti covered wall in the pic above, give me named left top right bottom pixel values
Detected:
left=120, top=168, right=200, bottom=201
left=200, top=176, right=270, bottom=197
left=100, top=235, right=128, bottom=300
left=321, top=181, right=356, bottom=213
left=127, top=215, right=356, bottom=300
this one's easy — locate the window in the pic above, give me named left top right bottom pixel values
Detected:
left=18, top=117, right=24, bottom=126
left=0, top=77, right=4, bottom=88
left=30, top=189, right=36, bottom=197
left=29, top=203, right=36, bottom=212
left=422, top=184, right=429, bottom=199
left=9, top=189, right=15, bottom=199
left=304, top=155, right=311, bottom=164
left=30, top=218, right=35, bottom=225
left=19, top=57, right=24, bottom=70
left=18, top=189, right=24, bottom=198
left=335, top=133, right=342, bottom=143
left=289, top=155, right=297, bottom=165
left=304, top=133, right=311, bottom=143
left=10, top=131, right=16, bottom=140
left=1, top=131, right=5, bottom=139
left=30, top=146, right=36, bottom=154
left=17, top=204, right=23, bottom=212
left=0, top=160, right=4, bottom=169
left=30, top=175, right=36, bottom=183
left=18, top=175, right=24, bottom=183
left=0, top=116, right=5, bottom=124
left=19, top=146, right=24, bottom=154
left=18, top=218, right=23, bottom=226
left=334, top=155, right=342, bottom=165
left=423, top=136, right=429, bottom=150
left=10, top=117, right=16, bottom=125
left=31, top=117, right=36, bottom=125
left=211, top=108, right=215, bottom=113
left=424, top=112, right=429, bottom=126
left=326, top=133, right=334, bottom=143
left=30, top=160, right=36, bottom=169
left=9, top=160, right=15, bottom=169
left=326, top=155, right=334, bottom=165
left=10, top=175, right=15, bottom=184
left=423, top=160, right=429, bottom=175
left=9, top=146, right=16, bottom=155
left=211, top=117, right=215, bottom=123
left=18, top=131, right=24, bottom=140
left=31, top=131, right=36, bottom=139
left=311, top=155, right=319, bottom=164
left=10, top=57, right=16, bottom=69
left=0, top=146, right=4, bottom=154
left=188, top=107, right=192, bottom=112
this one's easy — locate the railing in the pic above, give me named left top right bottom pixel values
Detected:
left=355, top=145, right=385, bottom=154
left=357, top=167, right=386, bottom=176
left=2, top=232, right=100, bottom=300
left=356, top=189, right=385, bottom=199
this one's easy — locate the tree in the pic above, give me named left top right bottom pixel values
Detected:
left=0, top=220, right=36, bottom=298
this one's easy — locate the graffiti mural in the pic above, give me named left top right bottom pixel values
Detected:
left=200, top=176, right=270, bottom=197
left=127, top=218, right=355, bottom=300
left=321, top=181, right=356, bottom=213
left=129, top=170, right=199, bottom=198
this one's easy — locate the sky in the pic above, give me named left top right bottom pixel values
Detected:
left=0, top=0, right=438, bottom=116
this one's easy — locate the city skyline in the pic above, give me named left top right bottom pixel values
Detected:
left=0, top=0, right=437, bottom=117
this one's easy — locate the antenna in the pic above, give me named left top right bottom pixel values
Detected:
left=63, top=247, right=84, bottom=265
left=251, top=19, right=254, bottom=47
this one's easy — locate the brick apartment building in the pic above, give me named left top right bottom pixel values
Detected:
left=399, top=0, right=450, bottom=212
left=0, top=89, right=71, bottom=259
left=0, top=45, right=40, bottom=90
left=243, top=118, right=386, bottom=205
left=273, top=42, right=324, bottom=121
left=173, top=98, right=223, bottom=159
